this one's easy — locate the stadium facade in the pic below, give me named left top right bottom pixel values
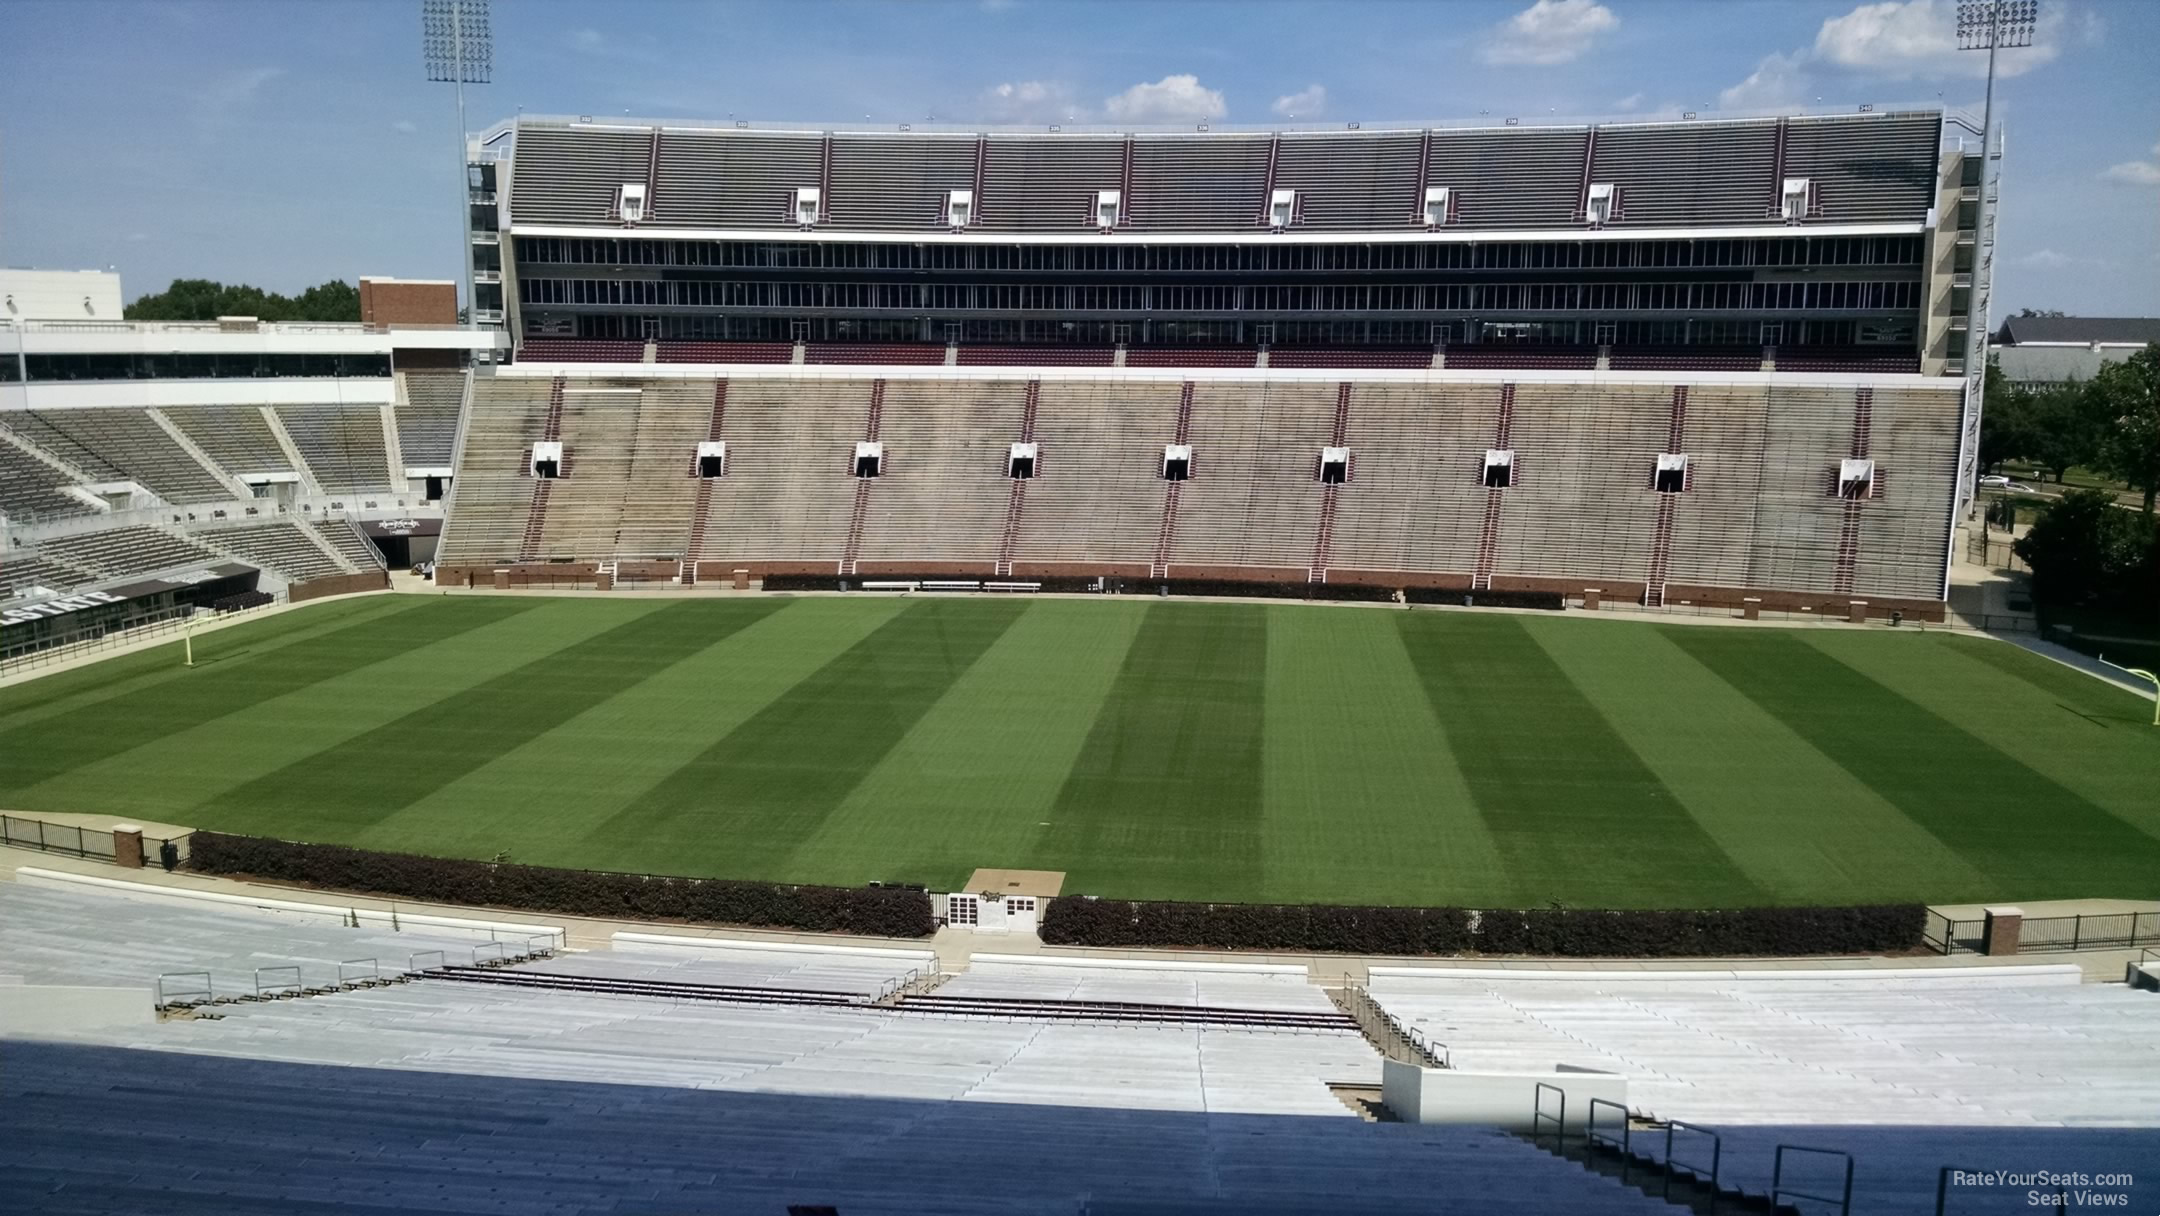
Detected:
left=430, top=106, right=1982, bottom=618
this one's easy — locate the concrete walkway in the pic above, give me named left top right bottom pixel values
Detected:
left=8, top=843, right=2149, bottom=984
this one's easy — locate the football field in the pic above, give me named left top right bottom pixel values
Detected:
left=3, top=593, right=2156, bottom=909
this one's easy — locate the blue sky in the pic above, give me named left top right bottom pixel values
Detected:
left=1, top=0, right=2154, bottom=314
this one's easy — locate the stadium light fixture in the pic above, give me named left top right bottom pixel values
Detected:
left=422, top=0, right=492, bottom=333
left=1951, top=0, right=2036, bottom=520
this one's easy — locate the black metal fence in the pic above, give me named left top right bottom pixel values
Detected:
left=0, top=814, right=191, bottom=867
left=1925, top=909, right=2157, bottom=955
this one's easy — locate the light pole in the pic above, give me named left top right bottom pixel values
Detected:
left=423, top=1, right=492, bottom=332
left=1953, top=0, right=2036, bottom=518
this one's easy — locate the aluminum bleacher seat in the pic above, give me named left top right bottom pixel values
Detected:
left=1853, top=386, right=1959, bottom=601
left=313, top=518, right=386, bottom=571
left=1664, top=386, right=1770, bottom=593
left=655, top=341, right=795, bottom=364
left=853, top=379, right=1023, bottom=568
left=1010, top=380, right=1182, bottom=571
left=276, top=404, right=394, bottom=494
left=613, top=379, right=712, bottom=559
left=693, top=377, right=866, bottom=567
left=976, top=135, right=1128, bottom=233
left=1, top=553, right=93, bottom=597
left=396, top=370, right=465, bottom=467
left=35, top=525, right=221, bottom=579
left=1491, top=384, right=1670, bottom=586
left=652, top=128, right=824, bottom=228
left=1324, top=383, right=1495, bottom=579
left=435, top=377, right=550, bottom=565
left=0, top=439, right=93, bottom=521
left=1126, top=135, right=1272, bottom=231
left=1744, top=385, right=1857, bottom=595
left=198, top=521, right=350, bottom=582
left=533, top=383, right=643, bottom=559
left=4, top=408, right=232, bottom=502
left=162, top=405, right=294, bottom=476
left=1169, top=382, right=1336, bottom=575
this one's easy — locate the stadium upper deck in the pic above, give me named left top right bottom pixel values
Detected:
left=482, top=108, right=1972, bottom=368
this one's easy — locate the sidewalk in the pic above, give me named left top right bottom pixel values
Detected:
left=8, top=843, right=2147, bottom=983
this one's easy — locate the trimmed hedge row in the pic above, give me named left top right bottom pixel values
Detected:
left=1042, top=898, right=1925, bottom=958
left=187, top=833, right=935, bottom=939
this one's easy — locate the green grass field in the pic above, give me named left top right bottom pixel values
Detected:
left=3, top=593, right=2157, bottom=909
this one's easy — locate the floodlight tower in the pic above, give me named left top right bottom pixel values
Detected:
left=423, top=0, right=492, bottom=331
left=1953, top=0, right=2035, bottom=517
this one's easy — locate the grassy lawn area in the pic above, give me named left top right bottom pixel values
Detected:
left=3, top=594, right=2156, bottom=908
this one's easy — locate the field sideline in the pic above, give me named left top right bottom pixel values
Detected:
left=2, top=593, right=2156, bottom=909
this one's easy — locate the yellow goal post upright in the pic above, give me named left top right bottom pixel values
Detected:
left=2099, top=658, right=2160, bottom=727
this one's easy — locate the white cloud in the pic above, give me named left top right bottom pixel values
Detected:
left=1103, top=74, right=1226, bottom=124
left=1612, top=92, right=1645, bottom=112
left=2100, top=160, right=2160, bottom=187
left=980, top=80, right=1086, bottom=123
left=2016, top=249, right=2102, bottom=269
left=391, top=119, right=418, bottom=134
left=1480, top=0, right=1619, bottom=66
left=1719, top=52, right=1810, bottom=109
left=1813, top=0, right=2061, bottom=79
left=1271, top=84, right=1327, bottom=119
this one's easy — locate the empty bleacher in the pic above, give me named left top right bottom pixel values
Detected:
left=198, top=521, right=348, bottom=582
left=853, top=379, right=1024, bottom=568
left=1608, top=346, right=1765, bottom=372
left=956, top=346, right=1117, bottom=367
left=653, top=128, right=825, bottom=228
left=806, top=343, right=947, bottom=365
left=440, top=370, right=1961, bottom=608
left=692, top=377, right=869, bottom=567
left=824, top=133, right=979, bottom=230
left=655, top=340, right=795, bottom=364
left=1491, top=384, right=1671, bottom=587
left=1268, top=347, right=1433, bottom=370
left=35, top=526, right=221, bottom=579
left=1, top=553, right=91, bottom=597
left=313, top=518, right=386, bottom=571
left=1325, top=383, right=1498, bottom=579
left=161, top=404, right=293, bottom=475
left=519, top=337, right=646, bottom=363
left=3, top=408, right=231, bottom=502
left=1170, top=382, right=1337, bottom=575
left=1442, top=345, right=1599, bottom=370
left=0, top=438, right=93, bottom=521
left=1125, top=348, right=1257, bottom=369
left=1272, top=132, right=1426, bottom=230
left=1010, top=381, right=1182, bottom=571
left=1774, top=345, right=1925, bottom=374
left=976, top=134, right=1128, bottom=232
left=1368, top=967, right=2160, bottom=1216
left=395, top=370, right=465, bottom=468
left=275, top=404, right=393, bottom=494
left=435, top=377, right=551, bottom=565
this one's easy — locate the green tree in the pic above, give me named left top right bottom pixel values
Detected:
left=125, top=278, right=361, bottom=323
left=2022, top=381, right=2108, bottom=484
left=2087, top=343, right=2160, bottom=514
left=2013, top=488, right=2158, bottom=613
left=1977, top=356, right=2031, bottom=474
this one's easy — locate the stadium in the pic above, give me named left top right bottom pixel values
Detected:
left=3, top=2, right=2158, bottom=1213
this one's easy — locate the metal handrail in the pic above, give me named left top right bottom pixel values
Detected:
left=1773, top=1144, right=1854, bottom=1216
left=253, top=965, right=303, bottom=999
left=338, top=959, right=381, bottom=987
left=156, top=971, right=213, bottom=1009
left=1531, top=1082, right=1566, bottom=1149
left=1585, top=1097, right=1631, bottom=1156
left=1664, top=1120, right=1722, bottom=1193
left=409, top=950, right=446, bottom=974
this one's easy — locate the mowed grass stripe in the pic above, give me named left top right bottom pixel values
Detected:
left=1670, top=629, right=2160, bottom=898
left=0, top=595, right=405, bottom=733
left=789, top=599, right=1150, bottom=890
left=1035, top=602, right=1267, bottom=901
left=1531, top=619, right=1993, bottom=903
left=593, top=598, right=1028, bottom=874
left=0, top=596, right=530, bottom=804
left=1815, top=632, right=2160, bottom=839
left=20, top=597, right=591, bottom=821
left=1260, top=606, right=1513, bottom=907
left=196, top=599, right=785, bottom=838
left=369, top=597, right=908, bottom=868
left=1398, top=613, right=1766, bottom=908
